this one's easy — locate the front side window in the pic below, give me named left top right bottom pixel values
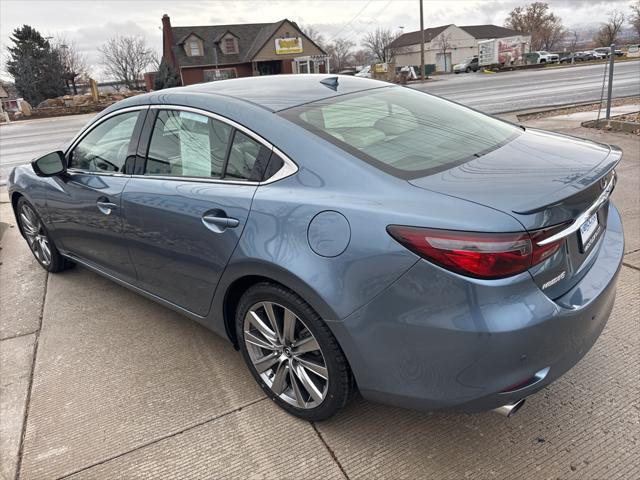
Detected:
left=281, top=87, right=520, bottom=179
left=145, top=110, right=231, bottom=178
left=69, top=111, right=139, bottom=173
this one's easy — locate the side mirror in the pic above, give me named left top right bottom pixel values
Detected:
left=32, top=151, right=66, bottom=177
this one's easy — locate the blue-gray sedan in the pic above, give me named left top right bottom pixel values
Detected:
left=8, top=75, right=624, bottom=420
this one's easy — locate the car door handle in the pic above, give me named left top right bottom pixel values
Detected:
left=96, top=200, right=118, bottom=215
left=202, top=214, right=240, bottom=231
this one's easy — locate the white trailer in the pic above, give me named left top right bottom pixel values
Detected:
left=478, top=36, right=529, bottom=68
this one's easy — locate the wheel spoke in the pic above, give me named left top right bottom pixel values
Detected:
left=282, top=309, right=297, bottom=344
left=247, top=311, right=278, bottom=344
left=294, top=363, right=323, bottom=403
left=20, top=213, right=37, bottom=235
left=295, top=357, right=328, bottom=380
left=39, top=238, right=51, bottom=264
left=262, top=302, right=281, bottom=342
left=293, top=335, right=320, bottom=355
left=244, top=330, right=278, bottom=350
left=271, top=361, right=288, bottom=395
left=253, top=352, right=280, bottom=373
left=289, top=367, right=305, bottom=407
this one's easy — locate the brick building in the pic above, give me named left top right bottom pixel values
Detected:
left=160, top=14, right=329, bottom=86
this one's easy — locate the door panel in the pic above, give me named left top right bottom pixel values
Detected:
left=120, top=107, right=266, bottom=316
left=121, top=179, right=256, bottom=315
left=48, top=174, right=135, bottom=280
left=47, top=109, right=145, bottom=282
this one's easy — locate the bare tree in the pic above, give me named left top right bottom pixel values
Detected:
left=631, top=0, right=640, bottom=39
left=353, top=49, right=371, bottom=66
left=52, top=36, right=88, bottom=94
left=99, top=35, right=155, bottom=90
left=568, top=30, right=579, bottom=53
left=505, top=2, right=566, bottom=50
left=594, top=10, right=626, bottom=46
left=300, top=24, right=325, bottom=49
left=325, top=38, right=354, bottom=72
left=362, top=27, right=403, bottom=63
left=435, top=32, right=453, bottom=72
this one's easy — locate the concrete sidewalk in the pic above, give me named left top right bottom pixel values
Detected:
left=1, top=122, right=639, bottom=479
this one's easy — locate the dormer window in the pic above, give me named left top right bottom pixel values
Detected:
left=184, top=35, right=203, bottom=56
left=222, top=35, right=238, bottom=54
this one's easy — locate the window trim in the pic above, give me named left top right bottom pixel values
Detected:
left=65, top=105, right=149, bottom=177
left=64, top=105, right=298, bottom=184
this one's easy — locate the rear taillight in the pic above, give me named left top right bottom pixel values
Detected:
left=387, top=224, right=568, bottom=279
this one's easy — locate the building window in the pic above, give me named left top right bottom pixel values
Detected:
left=203, top=68, right=238, bottom=82
left=189, top=40, right=201, bottom=56
left=223, top=37, right=238, bottom=54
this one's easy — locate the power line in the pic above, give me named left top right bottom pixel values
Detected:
left=341, top=0, right=393, bottom=43
left=329, top=0, right=374, bottom=40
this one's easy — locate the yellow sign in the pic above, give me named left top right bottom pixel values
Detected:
left=275, top=37, right=303, bottom=55
left=373, top=63, right=389, bottom=73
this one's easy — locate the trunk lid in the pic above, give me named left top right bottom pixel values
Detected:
left=409, top=128, right=621, bottom=298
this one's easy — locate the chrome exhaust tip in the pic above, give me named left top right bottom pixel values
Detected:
left=493, top=398, right=526, bottom=417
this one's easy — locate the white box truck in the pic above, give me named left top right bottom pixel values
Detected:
left=478, top=36, right=529, bottom=68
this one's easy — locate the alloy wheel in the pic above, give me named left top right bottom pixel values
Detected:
left=20, top=204, right=52, bottom=267
left=243, top=301, right=329, bottom=409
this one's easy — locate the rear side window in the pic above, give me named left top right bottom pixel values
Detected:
left=281, top=87, right=521, bottom=179
left=225, top=131, right=271, bottom=181
left=145, top=110, right=231, bottom=178
left=69, top=111, right=139, bottom=173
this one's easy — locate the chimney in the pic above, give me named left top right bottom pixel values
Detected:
left=162, top=14, right=177, bottom=70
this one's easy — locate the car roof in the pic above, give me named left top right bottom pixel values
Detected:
left=178, top=74, right=391, bottom=112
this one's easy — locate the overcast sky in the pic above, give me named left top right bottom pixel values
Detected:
left=0, top=0, right=634, bottom=80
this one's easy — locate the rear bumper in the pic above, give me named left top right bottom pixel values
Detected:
left=328, top=203, right=624, bottom=412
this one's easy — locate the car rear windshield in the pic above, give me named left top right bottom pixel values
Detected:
left=280, top=86, right=521, bottom=179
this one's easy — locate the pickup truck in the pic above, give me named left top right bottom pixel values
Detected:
left=535, top=51, right=560, bottom=63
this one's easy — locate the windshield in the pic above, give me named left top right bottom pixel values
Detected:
left=280, top=87, right=521, bottom=179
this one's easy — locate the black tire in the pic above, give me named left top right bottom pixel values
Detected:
left=236, top=282, right=353, bottom=421
left=465, top=67, right=471, bottom=73
left=16, top=197, right=74, bottom=273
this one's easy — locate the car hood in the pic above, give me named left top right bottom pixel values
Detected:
left=409, top=128, right=620, bottom=229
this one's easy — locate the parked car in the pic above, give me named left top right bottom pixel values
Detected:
left=354, top=65, right=372, bottom=78
left=559, top=52, right=591, bottom=63
left=593, top=47, right=622, bottom=57
left=9, top=75, right=624, bottom=421
left=583, top=50, right=607, bottom=60
left=453, top=56, right=479, bottom=73
left=535, top=51, right=560, bottom=63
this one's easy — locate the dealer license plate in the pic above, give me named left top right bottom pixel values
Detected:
left=579, top=213, right=599, bottom=247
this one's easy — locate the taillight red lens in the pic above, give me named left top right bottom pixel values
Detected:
left=387, top=225, right=567, bottom=279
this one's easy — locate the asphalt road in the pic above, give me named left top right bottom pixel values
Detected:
left=411, top=60, right=640, bottom=113
left=0, top=114, right=93, bottom=185
left=0, top=61, right=638, bottom=184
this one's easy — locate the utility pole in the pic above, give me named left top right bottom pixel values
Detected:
left=605, top=43, right=615, bottom=120
left=420, top=0, right=425, bottom=81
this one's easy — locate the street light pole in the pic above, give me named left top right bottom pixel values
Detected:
left=419, top=0, right=425, bottom=81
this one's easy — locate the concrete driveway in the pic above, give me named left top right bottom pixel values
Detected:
left=1, top=118, right=639, bottom=479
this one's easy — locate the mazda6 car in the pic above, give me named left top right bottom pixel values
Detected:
left=8, top=75, right=624, bottom=420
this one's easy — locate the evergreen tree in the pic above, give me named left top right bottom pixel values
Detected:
left=6, top=25, right=67, bottom=105
left=154, top=58, right=181, bottom=90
